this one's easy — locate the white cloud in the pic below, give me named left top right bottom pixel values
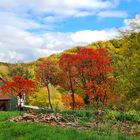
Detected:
left=71, top=30, right=117, bottom=43
left=30, top=29, right=118, bottom=61
left=0, top=0, right=134, bottom=63
left=97, top=10, right=128, bottom=18
left=0, top=0, right=120, bottom=18
left=0, top=0, right=126, bottom=31
left=0, top=11, right=40, bottom=30
left=0, top=26, right=118, bottom=63
left=0, top=25, right=43, bottom=62
left=0, top=51, right=24, bottom=63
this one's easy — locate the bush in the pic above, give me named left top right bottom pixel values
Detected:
left=62, top=94, right=85, bottom=109
left=28, top=86, right=64, bottom=110
left=104, top=110, right=140, bottom=122
left=61, top=109, right=95, bottom=123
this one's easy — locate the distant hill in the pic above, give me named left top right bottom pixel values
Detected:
left=0, top=32, right=140, bottom=79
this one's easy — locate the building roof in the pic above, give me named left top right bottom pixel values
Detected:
left=0, top=95, right=11, bottom=101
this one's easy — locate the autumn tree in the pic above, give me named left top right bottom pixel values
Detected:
left=111, top=33, right=140, bottom=110
left=0, top=76, right=35, bottom=110
left=59, top=47, right=113, bottom=107
left=75, top=47, right=113, bottom=105
left=36, top=60, right=59, bottom=110
left=59, top=54, right=78, bottom=110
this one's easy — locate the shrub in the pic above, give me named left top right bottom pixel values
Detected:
left=28, top=86, right=63, bottom=110
left=62, top=94, right=85, bottom=109
left=104, top=110, right=140, bottom=122
left=61, top=109, right=95, bottom=123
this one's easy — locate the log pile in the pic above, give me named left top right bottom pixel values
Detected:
left=9, top=112, right=92, bottom=130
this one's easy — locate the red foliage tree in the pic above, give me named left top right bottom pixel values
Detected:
left=74, top=47, right=113, bottom=105
left=59, top=47, right=113, bottom=106
left=59, top=54, right=78, bottom=110
left=62, top=94, right=85, bottom=109
left=36, top=60, right=59, bottom=110
left=0, top=76, right=35, bottom=110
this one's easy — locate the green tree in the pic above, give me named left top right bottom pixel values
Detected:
left=9, top=63, right=33, bottom=79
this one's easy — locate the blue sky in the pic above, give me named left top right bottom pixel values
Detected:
left=50, top=0, right=140, bottom=32
left=0, top=0, right=140, bottom=63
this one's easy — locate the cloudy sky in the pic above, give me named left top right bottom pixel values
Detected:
left=0, top=0, right=140, bottom=63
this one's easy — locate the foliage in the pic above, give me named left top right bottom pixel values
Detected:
left=63, top=47, right=79, bottom=54
left=59, top=47, right=113, bottom=108
left=28, top=86, right=63, bottom=110
left=61, top=109, right=95, bottom=123
left=0, top=76, right=35, bottom=96
left=0, top=76, right=35, bottom=110
left=36, top=59, right=59, bottom=109
left=0, top=65, right=9, bottom=77
left=36, top=60, right=59, bottom=87
left=104, top=110, right=140, bottom=123
left=111, top=32, right=140, bottom=110
left=59, top=53, right=78, bottom=110
left=62, top=94, right=85, bottom=109
left=9, top=63, right=33, bottom=79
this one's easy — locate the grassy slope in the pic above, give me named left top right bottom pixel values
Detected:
left=0, top=111, right=139, bottom=140
left=0, top=122, right=138, bottom=140
left=0, top=111, right=23, bottom=121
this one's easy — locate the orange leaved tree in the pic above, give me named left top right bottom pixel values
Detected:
left=36, top=60, right=59, bottom=110
left=62, top=94, right=85, bottom=109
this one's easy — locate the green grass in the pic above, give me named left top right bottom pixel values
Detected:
left=0, top=122, right=138, bottom=140
left=0, top=111, right=139, bottom=140
left=37, top=108, right=140, bottom=123
left=0, top=111, right=23, bottom=121
left=61, top=109, right=95, bottom=124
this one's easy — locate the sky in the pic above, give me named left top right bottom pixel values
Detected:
left=0, top=0, right=140, bottom=63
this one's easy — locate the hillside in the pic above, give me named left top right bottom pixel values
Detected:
left=0, top=31, right=139, bottom=67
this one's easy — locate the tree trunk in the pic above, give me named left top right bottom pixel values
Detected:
left=71, top=92, right=75, bottom=110
left=69, top=76, right=75, bottom=110
left=84, top=94, right=90, bottom=105
left=46, top=84, right=53, bottom=110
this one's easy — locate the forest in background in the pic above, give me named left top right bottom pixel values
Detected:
left=0, top=25, right=140, bottom=111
